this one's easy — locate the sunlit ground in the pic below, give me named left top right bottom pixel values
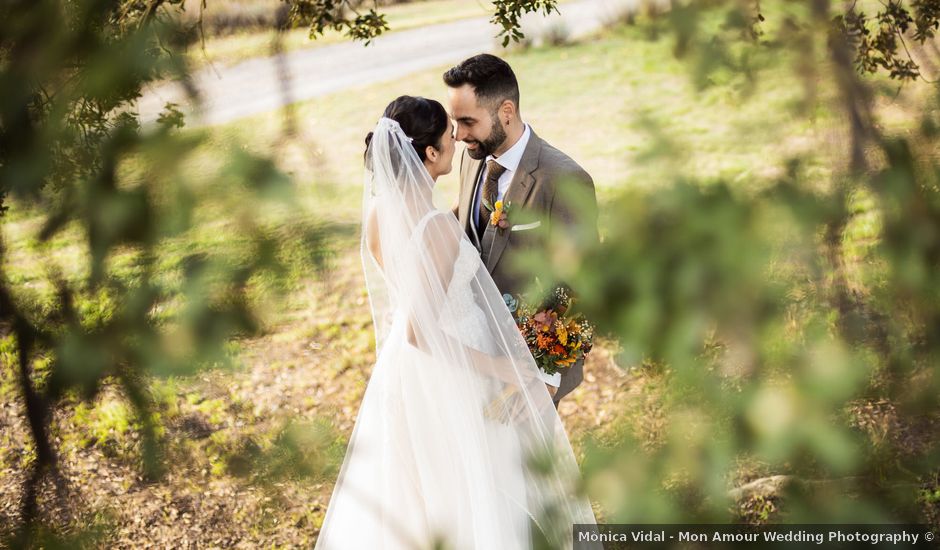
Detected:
left=1, top=9, right=935, bottom=546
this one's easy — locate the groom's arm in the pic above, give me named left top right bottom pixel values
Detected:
left=548, top=168, right=599, bottom=249
left=545, top=167, right=598, bottom=407
left=549, top=170, right=598, bottom=240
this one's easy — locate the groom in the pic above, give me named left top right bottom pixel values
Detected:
left=444, top=54, right=599, bottom=408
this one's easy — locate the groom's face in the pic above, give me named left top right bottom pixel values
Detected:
left=447, top=84, right=507, bottom=160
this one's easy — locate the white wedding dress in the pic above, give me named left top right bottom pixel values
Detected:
left=314, top=118, right=598, bottom=550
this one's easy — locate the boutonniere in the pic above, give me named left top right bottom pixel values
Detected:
left=489, top=200, right=511, bottom=232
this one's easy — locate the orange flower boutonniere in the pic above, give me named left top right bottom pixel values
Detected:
left=489, top=200, right=511, bottom=231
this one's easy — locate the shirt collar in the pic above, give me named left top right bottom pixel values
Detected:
left=486, top=123, right=530, bottom=173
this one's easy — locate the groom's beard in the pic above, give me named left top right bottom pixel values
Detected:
left=465, top=117, right=506, bottom=160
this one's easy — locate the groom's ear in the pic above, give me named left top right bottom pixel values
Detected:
left=498, top=99, right=517, bottom=124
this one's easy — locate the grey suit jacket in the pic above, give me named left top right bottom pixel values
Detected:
left=454, top=128, right=599, bottom=406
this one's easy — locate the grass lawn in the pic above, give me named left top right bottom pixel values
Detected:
left=1, top=10, right=932, bottom=546
left=186, top=0, right=546, bottom=70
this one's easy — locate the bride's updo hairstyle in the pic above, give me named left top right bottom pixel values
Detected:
left=364, top=95, right=448, bottom=167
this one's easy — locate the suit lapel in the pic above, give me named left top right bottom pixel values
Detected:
left=458, top=152, right=484, bottom=232
left=484, top=131, right=542, bottom=273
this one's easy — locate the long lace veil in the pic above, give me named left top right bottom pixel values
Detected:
left=353, top=117, right=597, bottom=548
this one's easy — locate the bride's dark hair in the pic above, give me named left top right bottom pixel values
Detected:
left=364, top=95, right=448, bottom=164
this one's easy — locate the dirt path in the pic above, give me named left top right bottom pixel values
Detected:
left=135, top=0, right=637, bottom=126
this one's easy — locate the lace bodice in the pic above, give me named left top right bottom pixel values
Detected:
left=411, top=212, right=499, bottom=355
left=439, top=239, right=499, bottom=355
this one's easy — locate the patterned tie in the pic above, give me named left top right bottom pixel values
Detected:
left=477, top=160, right=507, bottom=234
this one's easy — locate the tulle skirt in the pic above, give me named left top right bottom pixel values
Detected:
left=315, top=334, right=536, bottom=550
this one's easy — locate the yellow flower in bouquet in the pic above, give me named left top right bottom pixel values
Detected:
left=556, top=321, right=568, bottom=346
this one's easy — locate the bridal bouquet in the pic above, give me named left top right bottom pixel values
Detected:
left=503, top=285, right=594, bottom=377
left=484, top=287, right=594, bottom=423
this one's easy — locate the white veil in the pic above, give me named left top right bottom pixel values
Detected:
left=325, top=116, right=598, bottom=549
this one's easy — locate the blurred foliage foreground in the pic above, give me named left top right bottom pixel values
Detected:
left=1, top=0, right=940, bottom=547
left=0, top=0, right=335, bottom=547
left=564, top=0, right=940, bottom=530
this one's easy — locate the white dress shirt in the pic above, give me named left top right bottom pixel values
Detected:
left=472, top=123, right=531, bottom=220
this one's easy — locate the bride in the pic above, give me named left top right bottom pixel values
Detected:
left=315, top=96, right=598, bottom=550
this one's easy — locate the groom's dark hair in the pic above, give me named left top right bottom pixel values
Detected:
left=443, top=54, right=520, bottom=111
